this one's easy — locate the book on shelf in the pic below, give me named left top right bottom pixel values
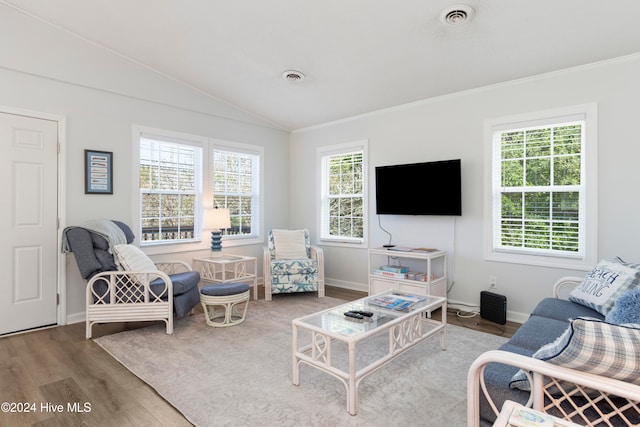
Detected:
left=373, top=269, right=407, bottom=279
left=369, top=292, right=426, bottom=311
left=406, top=272, right=435, bottom=282
left=378, top=264, right=409, bottom=273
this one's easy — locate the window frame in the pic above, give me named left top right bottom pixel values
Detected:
left=209, top=139, right=264, bottom=247
left=318, top=140, right=368, bottom=247
left=133, top=126, right=206, bottom=252
left=483, top=104, right=598, bottom=270
left=484, top=103, right=598, bottom=270
left=133, top=127, right=264, bottom=255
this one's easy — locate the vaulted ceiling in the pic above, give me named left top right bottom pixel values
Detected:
left=5, top=0, right=640, bottom=130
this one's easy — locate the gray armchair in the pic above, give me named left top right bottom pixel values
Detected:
left=63, top=220, right=200, bottom=338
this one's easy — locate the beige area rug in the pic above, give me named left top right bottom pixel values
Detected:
left=95, top=295, right=507, bottom=427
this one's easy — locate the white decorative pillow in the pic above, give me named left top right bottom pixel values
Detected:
left=112, top=244, right=158, bottom=272
left=510, top=317, right=640, bottom=391
left=272, top=229, right=309, bottom=260
left=569, top=257, right=640, bottom=315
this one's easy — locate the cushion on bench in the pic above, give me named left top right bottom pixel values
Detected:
left=507, top=316, right=573, bottom=353
left=530, top=297, right=604, bottom=322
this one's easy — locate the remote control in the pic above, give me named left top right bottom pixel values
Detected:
left=351, top=310, right=374, bottom=317
left=344, top=311, right=364, bottom=319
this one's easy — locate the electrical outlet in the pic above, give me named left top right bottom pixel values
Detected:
left=489, top=275, right=497, bottom=289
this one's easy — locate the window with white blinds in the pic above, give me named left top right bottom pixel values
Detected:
left=319, top=142, right=367, bottom=244
left=139, top=135, right=202, bottom=244
left=495, top=120, right=584, bottom=254
left=212, top=146, right=260, bottom=239
left=484, top=104, right=598, bottom=269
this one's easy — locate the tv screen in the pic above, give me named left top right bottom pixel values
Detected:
left=375, top=159, right=461, bottom=216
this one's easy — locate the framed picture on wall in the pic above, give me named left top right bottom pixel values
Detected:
left=84, top=149, right=113, bottom=194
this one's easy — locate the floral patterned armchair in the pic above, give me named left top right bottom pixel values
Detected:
left=263, top=229, right=324, bottom=301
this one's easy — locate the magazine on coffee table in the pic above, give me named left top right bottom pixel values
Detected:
left=369, top=293, right=426, bottom=311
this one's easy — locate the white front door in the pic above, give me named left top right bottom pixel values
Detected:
left=0, top=112, right=58, bottom=335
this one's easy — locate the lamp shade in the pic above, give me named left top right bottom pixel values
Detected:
left=205, top=208, right=231, bottom=230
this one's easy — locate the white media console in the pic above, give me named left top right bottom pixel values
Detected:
left=367, top=247, right=447, bottom=299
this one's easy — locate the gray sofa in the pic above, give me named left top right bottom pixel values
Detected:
left=478, top=287, right=604, bottom=424
left=471, top=275, right=640, bottom=426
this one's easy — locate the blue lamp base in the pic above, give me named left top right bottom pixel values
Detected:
left=210, top=230, right=223, bottom=253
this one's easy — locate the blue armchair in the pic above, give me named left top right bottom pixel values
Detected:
left=263, top=229, right=324, bottom=301
left=63, top=220, right=200, bottom=338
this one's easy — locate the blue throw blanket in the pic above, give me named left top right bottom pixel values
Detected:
left=61, top=219, right=131, bottom=279
left=61, top=219, right=127, bottom=253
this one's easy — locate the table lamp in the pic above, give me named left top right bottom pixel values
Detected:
left=204, top=207, right=231, bottom=256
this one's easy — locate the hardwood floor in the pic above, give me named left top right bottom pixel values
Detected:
left=0, top=285, right=519, bottom=426
left=0, top=320, right=192, bottom=427
left=440, top=306, right=520, bottom=338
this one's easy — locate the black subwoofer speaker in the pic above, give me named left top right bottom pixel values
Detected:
left=480, top=291, right=507, bottom=325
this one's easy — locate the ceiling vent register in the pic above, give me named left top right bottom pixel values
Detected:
left=440, top=4, right=475, bottom=25
left=282, top=70, right=305, bottom=82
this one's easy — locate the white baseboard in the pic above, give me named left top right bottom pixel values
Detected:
left=446, top=298, right=480, bottom=311
left=443, top=298, right=528, bottom=325
left=325, top=278, right=367, bottom=293
left=67, top=283, right=528, bottom=324
left=505, top=311, right=528, bottom=324
left=66, top=311, right=86, bottom=325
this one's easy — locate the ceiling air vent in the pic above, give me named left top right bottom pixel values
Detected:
left=440, top=4, right=475, bottom=25
left=282, top=70, right=305, bottom=82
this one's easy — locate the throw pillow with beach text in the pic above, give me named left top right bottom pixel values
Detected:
left=569, top=257, right=640, bottom=315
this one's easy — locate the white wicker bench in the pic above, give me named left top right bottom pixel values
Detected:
left=467, top=276, right=640, bottom=426
left=467, top=349, right=640, bottom=426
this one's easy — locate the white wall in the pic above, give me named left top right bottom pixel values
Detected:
left=290, top=55, right=640, bottom=322
left=0, top=5, right=290, bottom=322
left=4, top=3, right=640, bottom=324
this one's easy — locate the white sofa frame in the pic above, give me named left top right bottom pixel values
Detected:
left=467, top=277, right=640, bottom=426
left=85, top=261, right=192, bottom=339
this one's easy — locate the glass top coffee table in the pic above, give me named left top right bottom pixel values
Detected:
left=292, top=290, right=447, bottom=415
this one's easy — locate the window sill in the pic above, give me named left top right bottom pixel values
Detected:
left=141, top=240, right=205, bottom=256
left=484, top=250, right=594, bottom=271
left=318, top=239, right=368, bottom=249
left=141, top=235, right=263, bottom=256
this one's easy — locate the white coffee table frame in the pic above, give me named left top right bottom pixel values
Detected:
left=292, top=290, right=447, bottom=415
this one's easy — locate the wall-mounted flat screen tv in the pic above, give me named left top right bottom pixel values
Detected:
left=375, top=159, right=462, bottom=216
